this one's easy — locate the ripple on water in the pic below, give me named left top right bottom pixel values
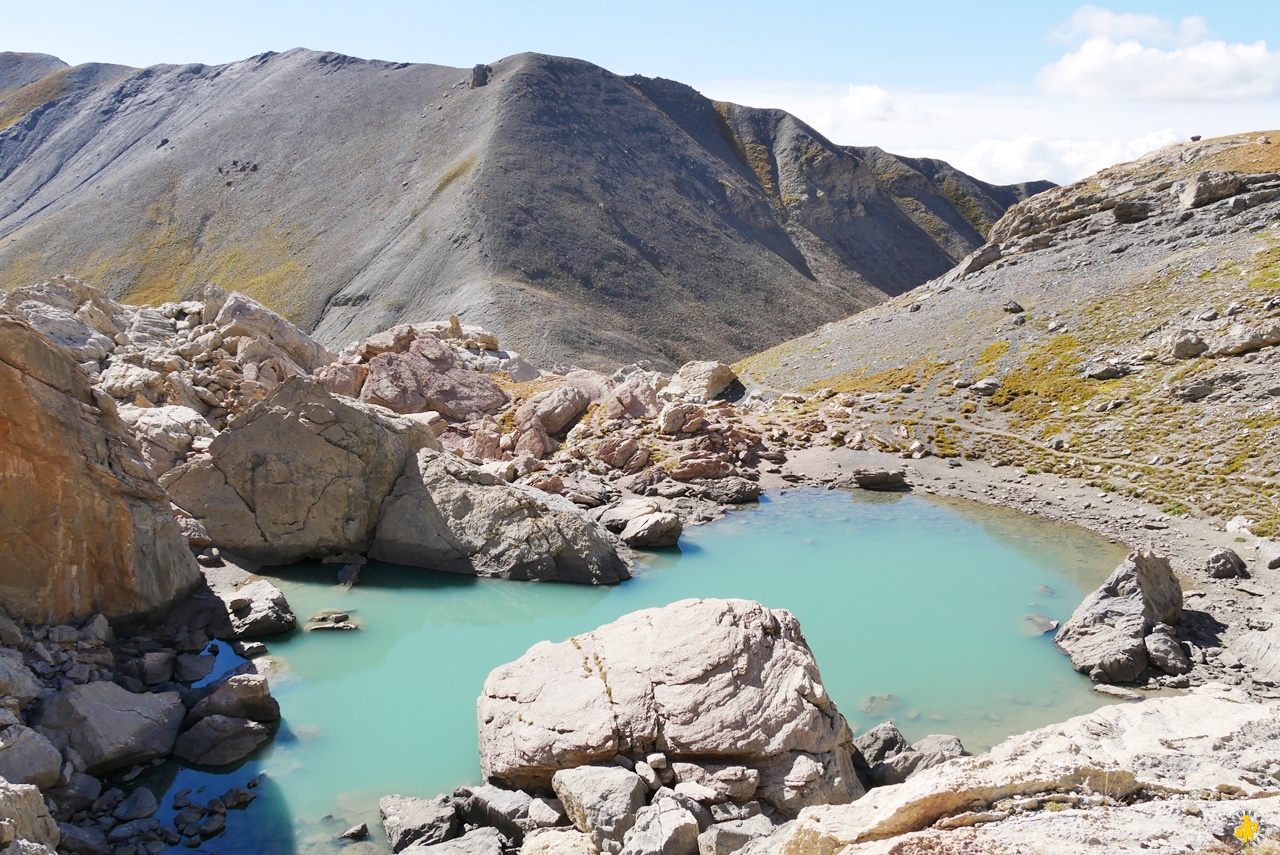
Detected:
left=151, top=487, right=1128, bottom=853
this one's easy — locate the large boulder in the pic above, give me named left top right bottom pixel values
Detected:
left=667, top=361, right=737, bottom=402
left=370, top=449, right=630, bottom=584
left=762, top=684, right=1279, bottom=854
left=213, top=292, right=334, bottom=372
left=0, top=314, right=199, bottom=624
left=31, top=682, right=183, bottom=775
left=164, top=377, right=438, bottom=564
left=1054, top=549, right=1184, bottom=683
left=478, top=599, right=862, bottom=816
left=359, top=333, right=507, bottom=419
left=0, top=777, right=59, bottom=851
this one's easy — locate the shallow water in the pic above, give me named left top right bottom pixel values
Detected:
left=152, top=488, right=1127, bottom=853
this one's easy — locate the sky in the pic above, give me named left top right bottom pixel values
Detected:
left=4, top=0, right=1278, bottom=184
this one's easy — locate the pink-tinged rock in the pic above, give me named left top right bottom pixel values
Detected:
left=603, top=372, right=666, bottom=420
left=360, top=352, right=432, bottom=413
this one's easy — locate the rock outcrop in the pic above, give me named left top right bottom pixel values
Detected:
left=478, top=599, right=862, bottom=816
left=0, top=776, right=59, bottom=852
left=164, top=377, right=439, bottom=564
left=0, top=313, right=199, bottom=624
left=757, top=684, right=1280, bottom=854
left=1054, top=549, right=1185, bottom=683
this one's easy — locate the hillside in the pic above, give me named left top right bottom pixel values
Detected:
left=0, top=49, right=1047, bottom=369
left=739, top=131, right=1280, bottom=533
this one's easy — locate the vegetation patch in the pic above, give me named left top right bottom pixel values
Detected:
left=433, top=154, right=477, bottom=198
left=988, top=335, right=1110, bottom=423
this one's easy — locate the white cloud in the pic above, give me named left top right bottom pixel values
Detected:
left=1052, top=5, right=1210, bottom=47
left=1039, top=6, right=1280, bottom=101
left=908, top=130, right=1185, bottom=187
left=1040, top=36, right=1280, bottom=100
left=839, top=84, right=897, bottom=121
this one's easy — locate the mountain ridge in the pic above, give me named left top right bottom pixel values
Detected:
left=0, top=48, right=1050, bottom=369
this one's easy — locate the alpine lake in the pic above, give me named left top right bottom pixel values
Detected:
left=147, top=486, right=1128, bottom=854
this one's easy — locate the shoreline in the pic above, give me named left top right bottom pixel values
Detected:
left=756, top=443, right=1280, bottom=701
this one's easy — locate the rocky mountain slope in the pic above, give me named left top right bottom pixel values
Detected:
left=739, top=131, right=1280, bottom=534
left=0, top=49, right=1046, bottom=370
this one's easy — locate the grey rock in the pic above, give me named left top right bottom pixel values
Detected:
left=112, top=787, right=158, bottom=821
left=371, top=449, right=629, bottom=584
left=619, top=512, right=683, bottom=548
left=849, top=469, right=909, bottom=490
left=458, top=784, right=534, bottom=841
left=1206, top=547, right=1246, bottom=579
left=1055, top=549, right=1184, bottom=683
left=619, top=797, right=699, bottom=855
left=852, top=721, right=909, bottom=768
left=400, top=826, right=506, bottom=855
left=339, top=823, right=369, bottom=841
left=1144, top=627, right=1192, bottom=676
left=0, top=725, right=63, bottom=789
left=221, top=580, right=296, bottom=638
left=553, top=765, right=648, bottom=854
left=173, top=716, right=271, bottom=766
left=31, top=682, right=183, bottom=774
left=0, top=652, right=43, bottom=706
left=1178, top=170, right=1244, bottom=208
left=173, top=654, right=216, bottom=683
left=56, top=823, right=109, bottom=855
left=379, top=794, right=460, bottom=853
left=46, top=771, right=102, bottom=814
left=1166, top=329, right=1208, bottom=359
left=696, top=815, right=774, bottom=855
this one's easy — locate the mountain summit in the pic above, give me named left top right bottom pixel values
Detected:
left=0, top=49, right=1048, bottom=368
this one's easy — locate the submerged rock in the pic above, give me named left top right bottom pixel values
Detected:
left=478, top=599, right=862, bottom=816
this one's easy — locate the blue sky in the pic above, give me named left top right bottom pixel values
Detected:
left=6, top=1, right=1278, bottom=183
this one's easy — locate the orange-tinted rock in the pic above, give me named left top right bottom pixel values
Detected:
left=0, top=314, right=199, bottom=624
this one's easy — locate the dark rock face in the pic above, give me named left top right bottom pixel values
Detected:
left=0, top=50, right=1044, bottom=370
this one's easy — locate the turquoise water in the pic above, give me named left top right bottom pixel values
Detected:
left=152, top=488, right=1126, bottom=853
